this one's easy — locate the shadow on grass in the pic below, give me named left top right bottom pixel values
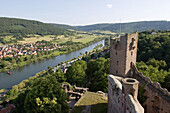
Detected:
left=72, top=103, right=107, bottom=113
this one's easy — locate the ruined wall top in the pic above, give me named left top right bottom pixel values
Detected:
left=108, top=75, right=144, bottom=113
left=131, top=64, right=170, bottom=100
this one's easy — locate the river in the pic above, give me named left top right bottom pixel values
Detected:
left=0, top=40, right=104, bottom=89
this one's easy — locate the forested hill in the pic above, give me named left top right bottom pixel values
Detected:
left=1, top=17, right=170, bottom=35
left=75, top=21, right=170, bottom=33
left=0, top=17, right=69, bottom=36
left=50, top=23, right=74, bottom=30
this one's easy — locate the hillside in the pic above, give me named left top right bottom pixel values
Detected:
left=75, top=21, right=170, bottom=33
left=50, top=23, right=74, bottom=30
left=1, top=17, right=170, bottom=35
left=0, top=17, right=68, bottom=36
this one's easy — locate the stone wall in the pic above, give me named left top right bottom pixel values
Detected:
left=130, top=64, right=170, bottom=113
left=110, top=36, right=126, bottom=76
left=110, top=32, right=138, bottom=77
left=109, top=32, right=170, bottom=113
left=108, top=75, right=144, bottom=113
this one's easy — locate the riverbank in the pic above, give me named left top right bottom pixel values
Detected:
left=0, top=44, right=107, bottom=104
left=0, top=37, right=105, bottom=73
left=0, top=39, right=105, bottom=88
left=0, top=70, right=47, bottom=104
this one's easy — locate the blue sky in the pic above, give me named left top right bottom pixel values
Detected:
left=0, top=0, right=170, bottom=25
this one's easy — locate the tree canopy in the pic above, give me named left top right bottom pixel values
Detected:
left=0, top=17, right=70, bottom=36
left=86, top=58, right=109, bottom=92
left=65, top=60, right=87, bottom=86
left=75, top=21, right=170, bottom=33
left=14, top=76, right=69, bottom=113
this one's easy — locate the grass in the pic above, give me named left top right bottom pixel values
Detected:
left=0, top=32, right=108, bottom=45
left=0, top=89, right=5, bottom=93
left=73, top=34, right=107, bottom=43
left=1, top=35, right=14, bottom=42
left=18, top=34, right=99, bottom=44
left=92, top=30, right=116, bottom=35
left=72, top=92, right=108, bottom=113
left=73, top=36, right=97, bottom=43
left=18, top=35, right=55, bottom=43
left=42, top=51, right=64, bottom=58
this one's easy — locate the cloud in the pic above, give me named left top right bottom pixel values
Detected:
left=106, top=4, right=112, bottom=8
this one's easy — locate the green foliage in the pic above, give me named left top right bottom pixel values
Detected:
left=138, top=85, right=147, bottom=110
left=0, top=34, right=104, bottom=73
left=65, top=55, right=109, bottom=92
left=4, top=70, right=47, bottom=102
left=65, top=60, right=87, bottom=86
left=137, top=30, right=170, bottom=90
left=146, top=59, right=167, bottom=70
left=138, top=31, right=170, bottom=69
left=4, top=89, right=19, bottom=100
left=137, top=61, right=169, bottom=90
left=14, top=76, right=69, bottom=113
left=75, top=21, right=170, bottom=33
left=86, top=58, right=109, bottom=92
left=0, top=89, right=6, bottom=93
left=161, top=72, right=170, bottom=91
left=0, top=17, right=69, bottom=36
left=52, top=68, right=66, bottom=83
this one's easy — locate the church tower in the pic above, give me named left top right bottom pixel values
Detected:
left=110, top=32, right=138, bottom=77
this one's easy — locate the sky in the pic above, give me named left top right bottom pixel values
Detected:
left=0, top=0, right=170, bottom=26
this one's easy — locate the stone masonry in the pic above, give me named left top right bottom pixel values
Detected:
left=131, top=64, right=170, bottom=113
left=110, top=32, right=138, bottom=77
left=108, top=75, right=144, bottom=113
left=108, top=32, right=170, bottom=113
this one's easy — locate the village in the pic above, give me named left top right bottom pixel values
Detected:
left=0, top=42, right=63, bottom=59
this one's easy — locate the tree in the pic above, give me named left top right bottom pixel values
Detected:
left=161, top=72, right=170, bottom=90
left=137, top=61, right=167, bottom=83
left=151, top=29, right=156, bottom=32
left=80, top=52, right=83, bottom=55
left=146, top=59, right=167, bottom=69
left=14, top=76, right=69, bottom=113
left=53, top=69, right=66, bottom=83
left=48, top=66, right=53, bottom=74
left=65, top=60, right=87, bottom=86
left=86, top=58, right=109, bottom=92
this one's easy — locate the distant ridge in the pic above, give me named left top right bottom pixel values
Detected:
left=74, top=21, right=170, bottom=33
left=0, top=17, right=69, bottom=35
left=0, top=17, right=170, bottom=34
left=49, top=23, right=74, bottom=30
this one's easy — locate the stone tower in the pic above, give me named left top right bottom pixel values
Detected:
left=110, top=32, right=138, bottom=77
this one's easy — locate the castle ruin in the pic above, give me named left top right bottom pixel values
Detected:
left=108, top=32, right=170, bottom=113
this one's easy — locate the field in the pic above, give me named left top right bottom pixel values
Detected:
left=92, top=30, right=116, bottom=35
left=18, top=35, right=55, bottom=43
left=19, top=34, right=106, bottom=44
left=72, top=92, right=108, bottom=113
left=0, top=32, right=108, bottom=45
left=72, top=34, right=99, bottom=43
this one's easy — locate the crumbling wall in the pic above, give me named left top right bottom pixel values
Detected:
left=131, top=65, right=170, bottom=113
left=110, top=32, right=138, bottom=77
left=109, top=32, right=170, bottom=113
left=108, top=75, right=144, bottom=113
